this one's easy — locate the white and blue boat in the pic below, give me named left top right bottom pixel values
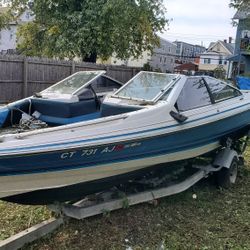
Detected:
left=0, top=71, right=249, bottom=204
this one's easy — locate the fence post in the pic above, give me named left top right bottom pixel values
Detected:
left=23, top=57, right=28, bottom=98
left=132, top=68, right=137, bottom=76
left=106, top=66, right=110, bottom=76
left=71, top=61, right=76, bottom=74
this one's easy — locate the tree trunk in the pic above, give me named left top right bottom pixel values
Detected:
left=83, top=52, right=97, bottom=63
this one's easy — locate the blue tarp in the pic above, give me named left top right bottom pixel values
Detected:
left=236, top=76, right=250, bottom=90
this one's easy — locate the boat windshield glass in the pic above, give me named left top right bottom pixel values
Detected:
left=42, top=71, right=104, bottom=95
left=114, top=72, right=178, bottom=101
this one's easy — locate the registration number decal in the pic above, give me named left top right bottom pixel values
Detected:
left=60, top=142, right=141, bottom=159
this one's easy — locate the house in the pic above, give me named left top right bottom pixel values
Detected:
left=228, top=9, right=250, bottom=77
left=173, top=41, right=206, bottom=64
left=198, top=39, right=235, bottom=77
left=105, top=50, right=151, bottom=69
left=0, top=7, right=34, bottom=54
left=102, top=37, right=177, bottom=73
left=174, top=62, right=199, bottom=75
left=149, top=38, right=177, bottom=73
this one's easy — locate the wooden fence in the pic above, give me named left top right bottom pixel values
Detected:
left=0, top=55, right=140, bottom=103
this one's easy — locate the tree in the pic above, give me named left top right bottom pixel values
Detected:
left=0, top=11, right=10, bottom=30
left=0, top=0, right=33, bottom=30
left=214, top=65, right=226, bottom=79
left=230, top=0, right=250, bottom=53
left=230, top=0, right=250, bottom=9
left=0, top=5, right=15, bottom=30
left=12, top=0, right=168, bottom=62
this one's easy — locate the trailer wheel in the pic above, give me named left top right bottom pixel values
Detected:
left=216, top=157, right=238, bottom=188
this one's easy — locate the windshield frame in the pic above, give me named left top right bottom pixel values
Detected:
left=112, top=71, right=180, bottom=103
left=41, top=70, right=106, bottom=96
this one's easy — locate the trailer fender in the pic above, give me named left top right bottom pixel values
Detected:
left=213, top=148, right=238, bottom=169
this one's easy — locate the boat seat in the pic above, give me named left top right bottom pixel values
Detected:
left=31, top=98, right=98, bottom=118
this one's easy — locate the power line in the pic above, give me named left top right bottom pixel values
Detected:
left=153, top=51, right=231, bottom=61
left=165, top=32, right=234, bottom=39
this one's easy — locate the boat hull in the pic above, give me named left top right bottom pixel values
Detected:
left=0, top=108, right=249, bottom=204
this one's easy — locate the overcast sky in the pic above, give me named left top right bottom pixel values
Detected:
left=161, top=0, right=237, bottom=47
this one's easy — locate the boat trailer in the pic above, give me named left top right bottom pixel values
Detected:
left=0, top=135, right=249, bottom=250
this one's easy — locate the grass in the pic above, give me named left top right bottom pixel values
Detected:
left=0, top=203, right=51, bottom=241
left=1, top=149, right=250, bottom=250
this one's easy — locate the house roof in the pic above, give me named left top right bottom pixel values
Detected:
left=201, top=51, right=221, bottom=56
left=174, top=62, right=198, bottom=71
left=206, top=40, right=235, bottom=55
left=221, top=41, right=235, bottom=54
left=208, top=42, right=215, bottom=48
left=159, top=37, right=177, bottom=47
left=173, top=40, right=206, bottom=49
left=227, top=54, right=241, bottom=62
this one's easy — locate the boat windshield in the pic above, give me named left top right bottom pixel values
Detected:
left=114, top=72, right=178, bottom=101
left=42, top=71, right=105, bottom=95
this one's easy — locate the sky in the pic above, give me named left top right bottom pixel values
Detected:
left=162, top=0, right=237, bottom=47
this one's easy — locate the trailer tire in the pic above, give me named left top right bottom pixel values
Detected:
left=216, top=157, right=238, bottom=189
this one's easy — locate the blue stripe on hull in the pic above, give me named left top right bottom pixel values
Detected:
left=0, top=103, right=249, bottom=154
left=0, top=110, right=249, bottom=176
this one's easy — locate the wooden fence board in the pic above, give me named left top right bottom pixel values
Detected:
left=0, top=55, right=140, bottom=103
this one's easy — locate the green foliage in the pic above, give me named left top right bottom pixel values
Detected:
left=0, top=6, right=16, bottom=30
left=214, top=65, right=226, bottom=79
left=142, top=62, right=153, bottom=71
left=0, top=12, right=11, bottom=30
left=121, top=196, right=130, bottom=209
left=0, top=201, right=51, bottom=241
left=230, top=0, right=250, bottom=9
left=101, top=209, right=111, bottom=218
left=0, top=0, right=31, bottom=29
left=13, top=0, right=168, bottom=62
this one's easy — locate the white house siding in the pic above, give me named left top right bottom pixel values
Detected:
left=0, top=9, right=34, bottom=53
left=109, top=50, right=151, bottom=67
left=0, top=24, right=17, bottom=52
left=106, top=38, right=177, bottom=72
left=199, top=53, right=229, bottom=71
left=149, top=38, right=177, bottom=73
left=198, top=41, right=234, bottom=75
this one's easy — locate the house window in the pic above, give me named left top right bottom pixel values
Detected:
left=176, top=78, right=211, bottom=111
left=224, top=61, right=227, bottom=65
left=160, top=57, right=162, bottom=63
left=25, top=12, right=30, bottom=19
left=204, top=58, right=211, bottom=64
left=9, top=30, right=14, bottom=41
left=219, top=59, right=223, bottom=65
left=164, top=57, right=166, bottom=63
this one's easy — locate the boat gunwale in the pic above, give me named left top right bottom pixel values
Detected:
left=0, top=104, right=249, bottom=157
